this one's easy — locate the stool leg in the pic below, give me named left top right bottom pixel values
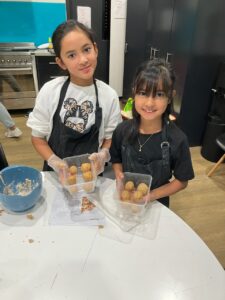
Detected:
left=207, top=154, right=225, bottom=177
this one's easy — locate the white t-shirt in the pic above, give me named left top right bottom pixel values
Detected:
left=27, top=77, right=122, bottom=148
left=60, top=82, right=96, bottom=133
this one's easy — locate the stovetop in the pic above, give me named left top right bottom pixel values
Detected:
left=0, top=42, right=36, bottom=51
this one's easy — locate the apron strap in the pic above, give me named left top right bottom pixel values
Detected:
left=94, top=79, right=99, bottom=108
left=161, top=120, right=170, bottom=168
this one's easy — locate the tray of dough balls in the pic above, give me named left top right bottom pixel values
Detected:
left=61, top=154, right=97, bottom=196
left=116, top=172, right=152, bottom=220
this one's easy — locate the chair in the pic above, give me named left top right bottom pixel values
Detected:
left=0, top=143, right=9, bottom=171
left=207, top=132, right=225, bottom=176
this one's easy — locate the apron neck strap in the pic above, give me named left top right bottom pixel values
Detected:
left=94, top=79, right=99, bottom=108
left=161, top=121, right=170, bottom=168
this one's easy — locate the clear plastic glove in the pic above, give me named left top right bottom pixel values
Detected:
left=143, top=192, right=151, bottom=203
left=47, top=154, right=68, bottom=184
left=115, top=172, right=124, bottom=191
left=47, top=154, right=65, bottom=172
left=89, top=148, right=110, bottom=175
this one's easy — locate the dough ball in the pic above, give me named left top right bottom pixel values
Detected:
left=120, top=190, right=131, bottom=202
left=68, top=185, right=77, bottom=194
left=67, top=175, right=76, bottom=185
left=124, top=181, right=135, bottom=191
left=69, top=165, right=77, bottom=175
left=137, top=183, right=149, bottom=196
left=133, top=190, right=143, bottom=203
left=81, top=163, right=91, bottom=172
left=82, top=171, right=93, bottom=182
left=83, top=182, right=94, bottom=192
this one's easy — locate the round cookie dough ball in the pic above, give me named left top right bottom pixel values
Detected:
left=82, top=171, right=93, bottom=182
left=68, top=185, right=77, bottom=194
left=81, top=163, right=91, bottom=173
left=120, top=190, right=131, bottom=202
left=124, top=181, right=135, bottom=191
left=137, top=182, right=149, bottom=196
left=69, top=165, right=77, bottom=175
left=83, top=182, right=94, bottom=192
left=67, top=174, right=76, bottom=185
left=133, top=190, right=143, bottom=203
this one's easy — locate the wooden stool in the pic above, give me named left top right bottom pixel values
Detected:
left=207, top=133, right=225, bottom=176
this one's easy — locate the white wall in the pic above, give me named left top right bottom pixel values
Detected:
left=109, top=0, right=127, bottom=97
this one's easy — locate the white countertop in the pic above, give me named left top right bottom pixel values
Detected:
left=33, top=49, right=55, bottom=56
left=0, top=172, right=225, bottom=300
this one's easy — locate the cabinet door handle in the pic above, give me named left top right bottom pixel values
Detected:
left=125, top=42, right=128, bottom=54
left=49, top=62, right=57, bottom=65
left=154, top=49, right=159, bottom=59
left=211, top=88, right=217, bottom=93
left=150, top=47, right=155, bottom=60
left=50, top=76, right=60, bottom=79
left=150, top=48, right=159, bottom=60
left=166, top=52, right=172, bottom=63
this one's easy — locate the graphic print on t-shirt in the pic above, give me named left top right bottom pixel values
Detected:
left=63, top=97, right=94, bottom=133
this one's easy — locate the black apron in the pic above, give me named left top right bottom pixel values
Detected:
left=43, top=77, right=102, bottom=171
left=121, top=123, right=171, bottom=207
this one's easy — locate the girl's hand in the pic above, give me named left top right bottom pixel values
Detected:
left=143, top=192, right=152, bottom=203
left=47, top=154, right=66, bottom=173
left=115, top=171, right=124, bottom=191
left=89, top=148, right=110, bottom=175
left=47, top=154, right=68, bottom=184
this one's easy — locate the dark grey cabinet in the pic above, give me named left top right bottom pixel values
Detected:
left=123, top=0, right=174, bottom=98
left=146, top=0, right=174, bottom=60
left=35, top=55, right=67, bottom=90
left=123, top=0, right=225, bottom=145
left=35, top=55, right=65, bottom=90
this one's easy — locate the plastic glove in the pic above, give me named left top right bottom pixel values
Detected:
left=89, top=148, right=110, bottom=175
left=115, top=172, right=124, bottom=192
left=143, top=192, right=151, bottom=203
left=47, top=154, right=66, bottom=173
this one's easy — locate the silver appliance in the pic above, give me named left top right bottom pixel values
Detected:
left=0, top=42, right=38, bottom=110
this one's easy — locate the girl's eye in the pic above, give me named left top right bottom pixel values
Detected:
left=156, top=91, right=166, bottom=98
left=68, top=53, right=76, bottom=59
left=84, top=46, right=92, bottom=53
left=137, top=90, right=146, bottom=96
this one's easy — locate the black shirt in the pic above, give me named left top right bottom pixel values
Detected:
left=110, top=119, right=195, bottom=182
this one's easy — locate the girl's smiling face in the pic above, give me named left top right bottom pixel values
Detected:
left=134, top=80, right=170, bottom=123
left=56, top=29, right=98, bottom=86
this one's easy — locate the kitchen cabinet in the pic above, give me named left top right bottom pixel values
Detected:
left=35, top=54, right=66, bottom=90
left=123, top=0, right=174, bottom=98
left=123, top=0, right=225, bottom=145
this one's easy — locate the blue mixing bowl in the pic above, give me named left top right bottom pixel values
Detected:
left=0, top=165, right=43, bottom=213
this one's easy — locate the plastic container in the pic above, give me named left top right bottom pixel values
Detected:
left=61, top=154, right=97, bottom=196
left=115, top=172, right=152, bottom=222
left=0, top=165, right=43, bottom=213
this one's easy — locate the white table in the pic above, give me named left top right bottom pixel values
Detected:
left=0, top=172, right=225, bottom=300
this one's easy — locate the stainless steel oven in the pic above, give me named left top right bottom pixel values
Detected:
left=0, top=42, right=38, bottom=110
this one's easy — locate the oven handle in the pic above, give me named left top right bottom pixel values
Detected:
left=0, top=67, right=32, bottom=75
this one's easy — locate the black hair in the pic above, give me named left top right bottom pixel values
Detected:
left=128, top=58, right=176, bottom=143
left=52, top=19, right=96, bottom=58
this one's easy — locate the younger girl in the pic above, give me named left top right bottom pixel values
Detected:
left=110, top=59, right=194, bottom=207
left=27, top=20, right=122, bottom=174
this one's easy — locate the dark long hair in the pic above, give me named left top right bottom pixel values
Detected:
left=52, top=19, right=96, bottom=58
left=127, top=58, right=176, bottom=143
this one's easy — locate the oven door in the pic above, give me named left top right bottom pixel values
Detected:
left=0, top=67, right=36, bottom=110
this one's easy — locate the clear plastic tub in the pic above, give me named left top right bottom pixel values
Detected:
left=115, top=172, right=152, bottom=221
left=60, top=154, right=97, bottom=196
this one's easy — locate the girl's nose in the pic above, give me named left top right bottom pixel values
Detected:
left=79, top=53, right=88, bottom=64
left=145, top=95, right=155, bottom=105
